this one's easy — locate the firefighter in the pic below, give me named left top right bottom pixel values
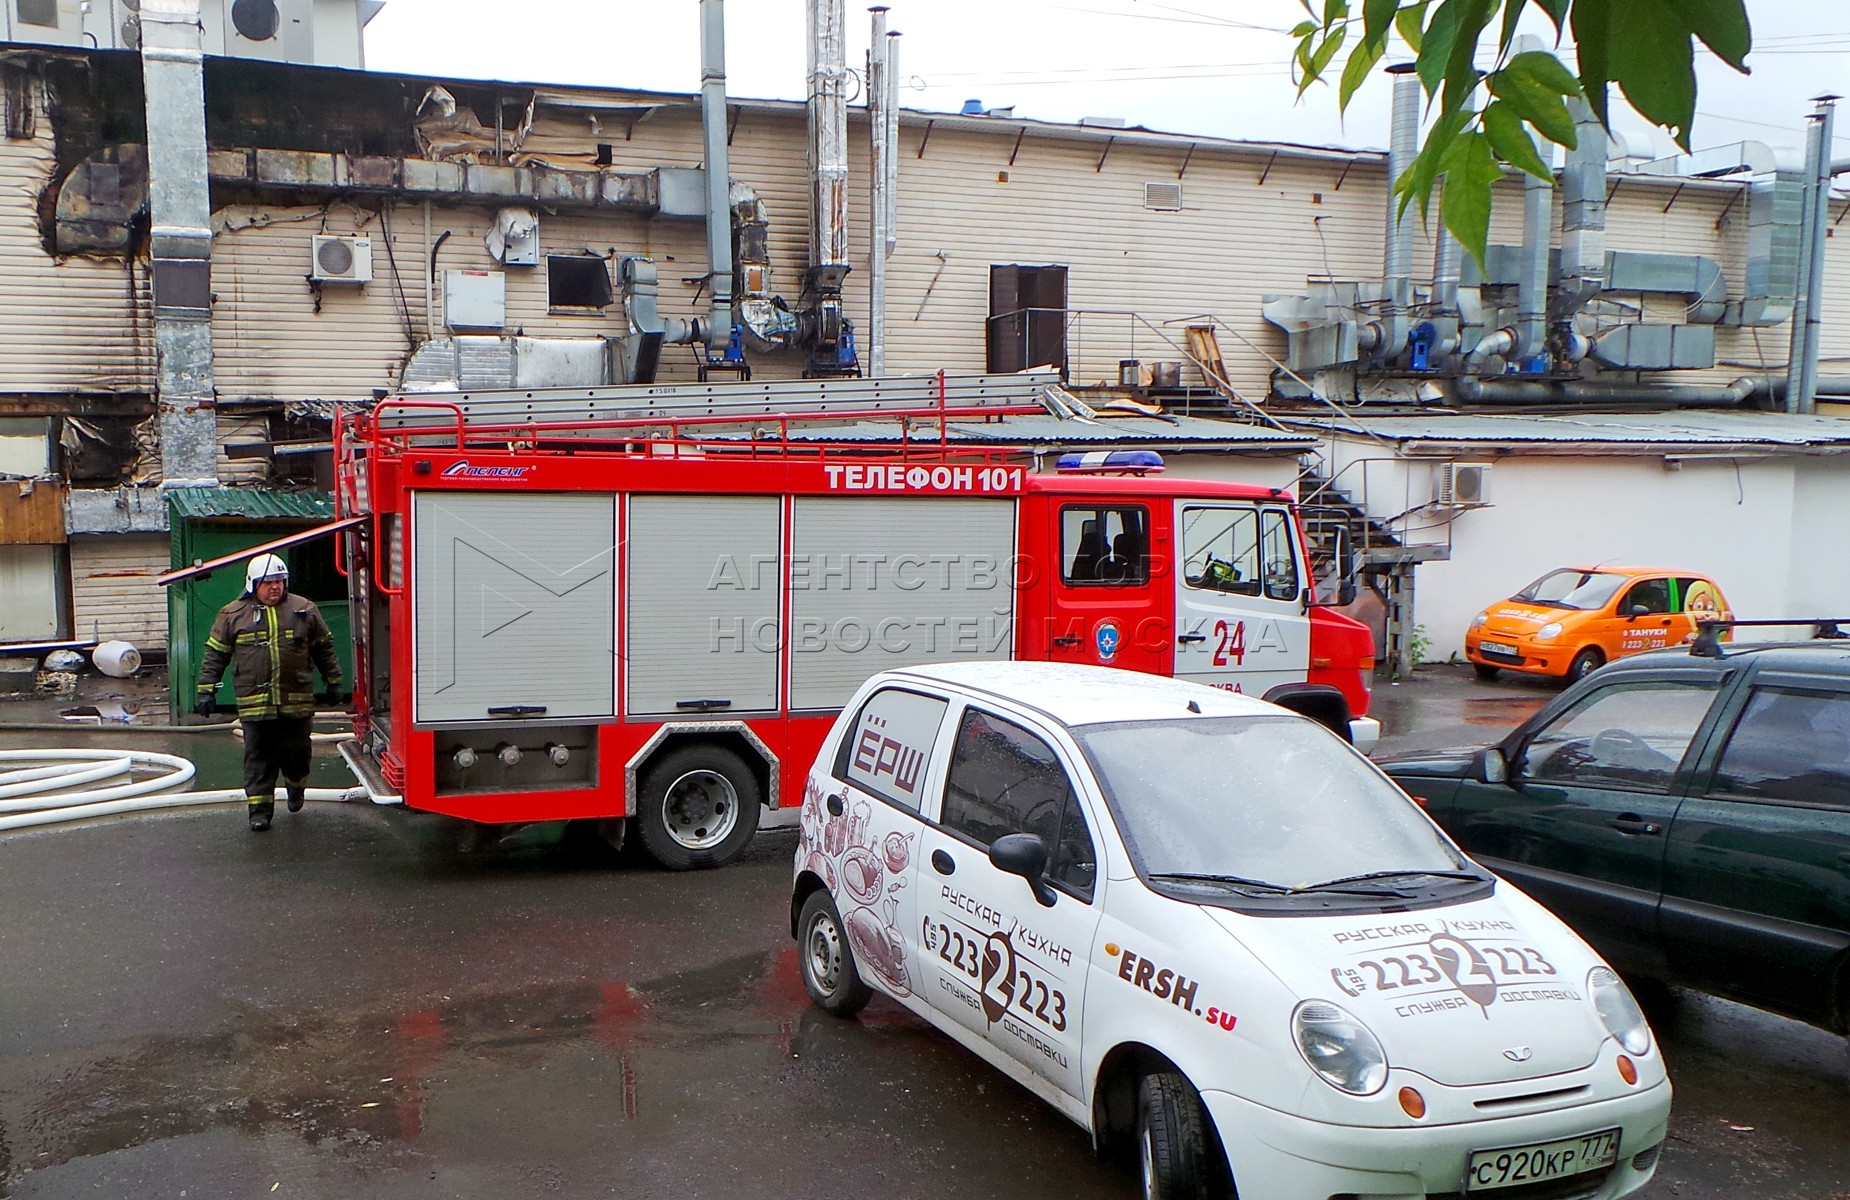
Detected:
left=194, top=553, right=346, bottom=831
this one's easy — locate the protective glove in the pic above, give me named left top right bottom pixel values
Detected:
left=321, top=690, right=352, bottom=707
left=194, top=693, right=217, bottom=718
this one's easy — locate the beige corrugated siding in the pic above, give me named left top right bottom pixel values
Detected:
left=69, top=533, right=168, bottom=647
left=0, top=76, right=154, bottom=393
left=192, top=97, right=1850, bottom=403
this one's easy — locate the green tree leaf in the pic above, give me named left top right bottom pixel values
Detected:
left=1490, top=51, right=1579, bottom=148
left=1290, top=19, right=1320, bottom=37
left=1363, top=0, right=1399, bottom=42
left=1529, top=0, right=1569, bottom=29
left=1569, top=0, right=1614, bottom=126
left=1415, top=0, right=1471, bottom=95
left=1683, top=0, right=1750, bottom=71
left=1324, top=0, right=1351, bottom=25
left=1482, top=100, right=1553, bottom=180
left=1438, top=129, right=1505, bottom=267
left=1339, top=37, right=1388, bottom=110
left=1609, top=0, right=1695, bottom=147
left=1496, top=0, right=1525, bottom=57
left=1394, top=1, right=1429, bottom=53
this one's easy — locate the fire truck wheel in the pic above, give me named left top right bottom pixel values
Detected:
left=637, top=745, right=762, bottom=870
left=797, top=890, right=872, bottom=1016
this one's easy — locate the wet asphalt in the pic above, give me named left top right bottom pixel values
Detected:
left=0, top=667, right=1844, bottom=1199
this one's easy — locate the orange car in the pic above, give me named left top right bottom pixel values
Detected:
left=1465, top=566, right=1731, bottom=682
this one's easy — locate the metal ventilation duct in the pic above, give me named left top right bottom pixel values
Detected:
left=698, top=0, right=733, bottom=350
left=1635, top=140, right=1803, bottom=327
left=1551, top=96, right=1606, bottom=323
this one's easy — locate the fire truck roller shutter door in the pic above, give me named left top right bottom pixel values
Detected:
left=626, top=495, right=782, bottom=716
left=787, top=497, right=1018, bottom=711
left=412, top=493, right=616, bottom=723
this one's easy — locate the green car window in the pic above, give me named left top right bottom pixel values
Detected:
left=1522, top=682, right=1716, bottom=790
left=1714, top=688, right=1850, bottom=808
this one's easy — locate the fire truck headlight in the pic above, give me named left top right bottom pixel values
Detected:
left=497, top=743, right=522, bottom=767
left=452, top=746, right=478, bottom=770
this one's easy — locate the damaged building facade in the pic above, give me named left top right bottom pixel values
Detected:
left=0, top=0, right=1847, bottom=659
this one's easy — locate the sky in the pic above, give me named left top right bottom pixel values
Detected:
left=363, top=1, right=1849, bottom=161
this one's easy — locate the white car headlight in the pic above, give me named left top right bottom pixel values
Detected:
left=1536, top=622, right=1564, bottom=641
left=1588, top=967, right=1651, bottom=1055
left=1292, top=1000, right=1388, bottom=1095
left=1470, top=611, right=1489, bottom=629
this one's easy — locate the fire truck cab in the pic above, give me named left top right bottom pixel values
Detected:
left=335, top=371, right=1377, bottom=869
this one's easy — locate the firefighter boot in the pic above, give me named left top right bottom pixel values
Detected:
left=285, top=779, right=307, bottom=813
left=248, top=796, right=275, bottom=832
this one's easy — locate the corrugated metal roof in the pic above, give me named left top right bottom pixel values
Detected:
left=724, top=414, right=1314, bottom=449
left=165, top=487, right=335, bottom=521
left=1282, top=410, right=1850, bottom=452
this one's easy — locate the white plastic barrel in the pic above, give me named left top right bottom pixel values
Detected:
left=93, top=641, right=142, bottom=678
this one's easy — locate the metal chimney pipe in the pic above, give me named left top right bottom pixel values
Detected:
left=868, top=6, right=889, bottom=376
left=1384, top=64, right=1419, bottom=313
left=884, top=29, right=900, bottom=258
left=808, top=0, right=850, bottom=270
left=698, top=0, right=734, bottom=349
left=1787, top=95, right=1838, bottom=414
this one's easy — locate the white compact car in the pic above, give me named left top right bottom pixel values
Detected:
left=790, top=662, right=1671, bottom=1200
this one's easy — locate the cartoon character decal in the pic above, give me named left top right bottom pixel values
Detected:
left=801, top=773, right=915, bottom=997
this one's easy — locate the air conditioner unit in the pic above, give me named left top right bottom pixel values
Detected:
left=217, top=0, right=311, bottom=62
left=310, top=235, right=373, bottom=284
left=1435, top=461, right=1493, bottom=506
left=9, top=0, right=84, bottom=47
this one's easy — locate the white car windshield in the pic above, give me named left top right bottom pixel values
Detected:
left=1075, top=716, right=1470, bottom=892
left=1514, top=569, right=1627, bottom=611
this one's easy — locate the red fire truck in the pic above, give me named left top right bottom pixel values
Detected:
left=334, top=370, right=1377, bottom=868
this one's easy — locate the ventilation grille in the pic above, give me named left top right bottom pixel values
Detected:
left=1144, top=181, right=1182, bottom=211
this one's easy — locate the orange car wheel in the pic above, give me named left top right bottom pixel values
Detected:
left=1566, top=647, right=1605, bottom=683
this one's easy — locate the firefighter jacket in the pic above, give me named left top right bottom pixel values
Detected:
left=197, top=593, right=343, bottom=720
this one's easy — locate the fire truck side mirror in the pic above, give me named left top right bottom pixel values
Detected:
left=1320, top=525, right=1359, bottom=607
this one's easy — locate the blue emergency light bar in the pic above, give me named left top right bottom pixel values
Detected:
left=1055, top=450, right=1165, bottom=475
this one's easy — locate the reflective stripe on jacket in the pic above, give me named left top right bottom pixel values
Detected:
left=197, top=593, right=342, bottom=720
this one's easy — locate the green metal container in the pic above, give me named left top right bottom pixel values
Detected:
left=167, top=489, right=353, bottom=720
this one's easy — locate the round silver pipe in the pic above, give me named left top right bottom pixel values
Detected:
left=698, top=0, right=734, bottom=349
left=807, top=0, right=850, bottom=270
left=867, top=6, right=889, bottom=377
left=1383, top=64, right=1420, bottom=313
left=1453, top=376, right=1757, bottom=407
left=1786, top=95, right=1838, bottom=414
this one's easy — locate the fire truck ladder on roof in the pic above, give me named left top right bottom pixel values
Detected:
left=367, top=369, right=1095, bottom=439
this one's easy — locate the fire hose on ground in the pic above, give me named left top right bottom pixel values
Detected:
left=0, top=748, right=368, bottom=833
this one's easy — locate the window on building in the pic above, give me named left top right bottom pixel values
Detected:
left=987, top=264, right=1067, bottom=375
left=548, top=255, right=613, bottom=310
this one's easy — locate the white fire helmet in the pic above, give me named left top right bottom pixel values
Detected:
left=244, top=553, right=289, bottom=594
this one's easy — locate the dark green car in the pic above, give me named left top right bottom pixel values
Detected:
left=1379, top=634, right=1850, bottom=1035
